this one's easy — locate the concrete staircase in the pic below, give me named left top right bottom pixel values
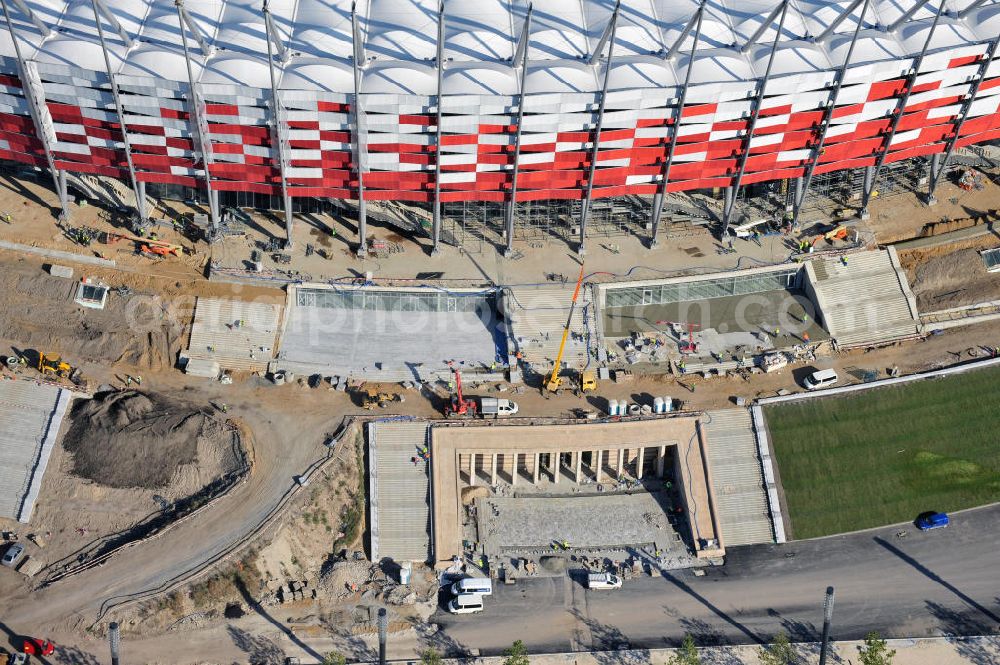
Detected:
left=807, top=249, right=920, bottom=349
left=702, top=409, right=774, bottom=547
left=369, top=421, right=431, bottom=562
left=507, top=283, right=594, bottom=374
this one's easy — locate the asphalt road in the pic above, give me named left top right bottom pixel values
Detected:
left=431, top=504, right=1000, bottom=656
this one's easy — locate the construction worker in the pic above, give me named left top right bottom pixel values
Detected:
left=134, top=375, right=142, bottom=386
left=220, top=403, right=229, bottom=413
left=802, top=313, right=809, bottom=324
left=841, top=255, right=848, bottom=266
left=803, top=332, right=811, bottom=343
left=124, top=375, right=132, bottom=387
left=773, top=328, right=780, bottom=338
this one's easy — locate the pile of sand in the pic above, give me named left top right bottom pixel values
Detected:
left=318, top=560, right=381, bottom=598
left=62, top=390, right=244, bottom=492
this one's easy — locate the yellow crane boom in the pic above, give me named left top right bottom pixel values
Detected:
left=545, top=264, right=586, bottom=393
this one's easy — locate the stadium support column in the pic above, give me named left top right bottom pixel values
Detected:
left=791, top=0, right=871, bottom=228
left=650, top=2, right=705, bottom=248
left=721, top=0, right=789, bottom=239
left=578, top=0, right=620, bottom=257
left=858, top=0, right=945, bottom=220
left=263, top=1, right=294, bottom=248
left=504, top=6, right=532, bottom=258
left=431, top=0, right=445, bottom=256
left=0, top=0, right=69, bottom=220
left=351, top=1, right=367, bottom=256
left=90, top=0, right=146, bottom=224
left=926, top=36, right=1000, bottom=205
left=176, top=0, right=219, bottom=234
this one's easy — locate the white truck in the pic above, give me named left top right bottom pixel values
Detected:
left=587, top=572, right=623, bottom=590
left=478, top=398, right=519, bottom=418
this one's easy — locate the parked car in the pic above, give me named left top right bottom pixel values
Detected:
left=803, top=368, right=838, bottom=390
left=915, top=512, right=950, bottom=530
left=447, top=593, right=485, bottom=614
left=1, top=543, right=24, bottom=568
left=449, top=577, right=493, bottom=596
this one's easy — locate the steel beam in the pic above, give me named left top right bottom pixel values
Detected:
left=650, top=2, right=705, bottom=246
left=176, top=0, right=218, bottom=232
left=791, top=0, right=872, bottom=227
left=431, top=0, right=444, bottom=254
left=587, top=1, right=619, bottom=65
left=721, top=0, right=789, bottom=238
left=740, top=3, right=784, bottom=53
left=887, top=0, right=934, bottom=32
left=264, top=7, right=290, bottom=64
left=504, top=5, right=532, bottom=256
left=815, top=0, right=865, bottom=44
left=0, top=0, right=68, bottom=219
left=926, top=37, right=1000, bottom=202
left=92, top=0, right=132, bottom=47
left=578, top=0, right=619, bottom=255
left=263, top=1, right=293, bottom=247
left=664, top=7, right=700, bottom=60
left=351, top=1, right=367, bottom=256
left=859, top=0, right=945, bottom=218
left=9, top=0, right=50, bottom=37
left=958, top=0, right=991, bottom=19
left=90, top=0, right=146, bottom=223
left=176, top=0, right=213, bottom=57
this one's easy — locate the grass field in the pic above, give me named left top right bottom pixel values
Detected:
left=764, top=365, right=1000, bottom=539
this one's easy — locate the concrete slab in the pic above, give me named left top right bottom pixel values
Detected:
left=279, top=286, right=504, bottom=382
left=477, top=492, right=680, bottom=556
left=185, top=297, right=282, bottom=372
left=368, top=421, right=432, bottom=562
left=0, top=379, right=72, bottom=522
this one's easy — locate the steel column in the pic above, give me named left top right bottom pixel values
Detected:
left=351, top=1, right=367, bottom=256
left=176, top=1, right=213, bottom=57
left=740, top=3, right=784, bottom=53
left=90, top=0, right=146, bottom=223
left=504, top=6, right=532, bottom=256
left=578, top=0, right=620, bottom=256
left=9, top=0, right=49, bottom=37
left=664, top=8, right=700, bottom=60
left=859, top=0, right=945, bottom=218
left=650, top=2, right=705, bottom=246
left=958, top=0, right=990, bottom=19
left=926, top=37, right=1000, bottom=202
left=431, top=0, right=444, bottom=255
left=176, top=0, right=218, bottom=232
left=791, top=0, right=872, bottom=227
left=721, top=0, right=789, bottom=238
left=0, top=0, right=69, bottom=219
left=263, top=1, right=294, bottom=247
left=887, top=0, right=934, bottom=32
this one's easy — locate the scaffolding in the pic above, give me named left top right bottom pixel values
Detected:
left=441, top=200, right=504, bottom=253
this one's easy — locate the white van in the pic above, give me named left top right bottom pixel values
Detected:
left=448, top=593, right=485, bottom=614
left=803, top=368, right=838, bottom=390
left=450, top=577, right=493, bottom=596
left=587, top=572, right=623, bottom=590
left=478, top=398, right=519, bottom=418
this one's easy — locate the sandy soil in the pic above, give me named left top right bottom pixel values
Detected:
left=899, top=234, right=1000, bottom=311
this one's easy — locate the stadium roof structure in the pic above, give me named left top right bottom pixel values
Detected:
left=0, top=0, right=997, bottom=93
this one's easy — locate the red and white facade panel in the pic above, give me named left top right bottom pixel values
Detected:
left=0, top=0, right=997, bottom=204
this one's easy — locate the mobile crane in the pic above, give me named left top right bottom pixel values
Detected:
left=545, top=264, right=586, bottom=394
left=444, top=366, right=477, bottom=418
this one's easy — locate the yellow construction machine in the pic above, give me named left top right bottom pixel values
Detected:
left=578, top=369, right=598, bottom=395
left=358, top=384, right=400, bottom=410
left=37, top=352, right=72, bottom=378
left=545, top=264, right=586, bottom=394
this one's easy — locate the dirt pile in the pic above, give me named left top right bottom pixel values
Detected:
left=62, top=390, right=244, bottom=491
left=909, top=245, right=1000, bottom=311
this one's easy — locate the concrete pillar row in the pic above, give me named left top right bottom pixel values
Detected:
left=533, top=452, right=540, bottom=484
left=468, top=454, right=476, bottom=486
left=657, top=445, right=666, bottom=477
left=617, top=448, right=625, bottom=479
left=553, top=451, right=560, bottom=484
left=575, top=451, right=583, bottom=483
left=511, top=452, right=518, bottom=485
left=596, top=450, right=604, bottom=483
left=491, top=453, right=497, bottom=485
left=637, top=446, right=645, bottom=478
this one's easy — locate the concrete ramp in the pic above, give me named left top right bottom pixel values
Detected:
left=368, top=420, right=431, bottom=562
left=702, top=409, right=774, bottom=546
left=806, top=249, right=920, bottom=349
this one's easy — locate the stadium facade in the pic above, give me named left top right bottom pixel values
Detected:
left=0, top=0, right=998, bottom=253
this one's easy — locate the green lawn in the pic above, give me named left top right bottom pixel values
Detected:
left=764, top=365, right=1000, bottom=539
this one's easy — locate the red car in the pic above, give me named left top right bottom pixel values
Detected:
left=22, top=638, right=55, bottom=656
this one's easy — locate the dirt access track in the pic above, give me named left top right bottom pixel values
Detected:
left=0, top=376, right=341, bottom=634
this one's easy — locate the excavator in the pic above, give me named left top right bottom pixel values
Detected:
left=811, top=224, right=849, bottom=247
left=545, top=264, right=586, bottom=394
left=37, top=352, right=73, bottom=378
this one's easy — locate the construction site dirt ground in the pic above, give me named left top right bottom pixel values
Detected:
left=899, top=232, right=1000, bottom=311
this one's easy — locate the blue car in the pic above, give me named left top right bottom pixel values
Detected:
left=915, top=512, right=950, bottom=530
